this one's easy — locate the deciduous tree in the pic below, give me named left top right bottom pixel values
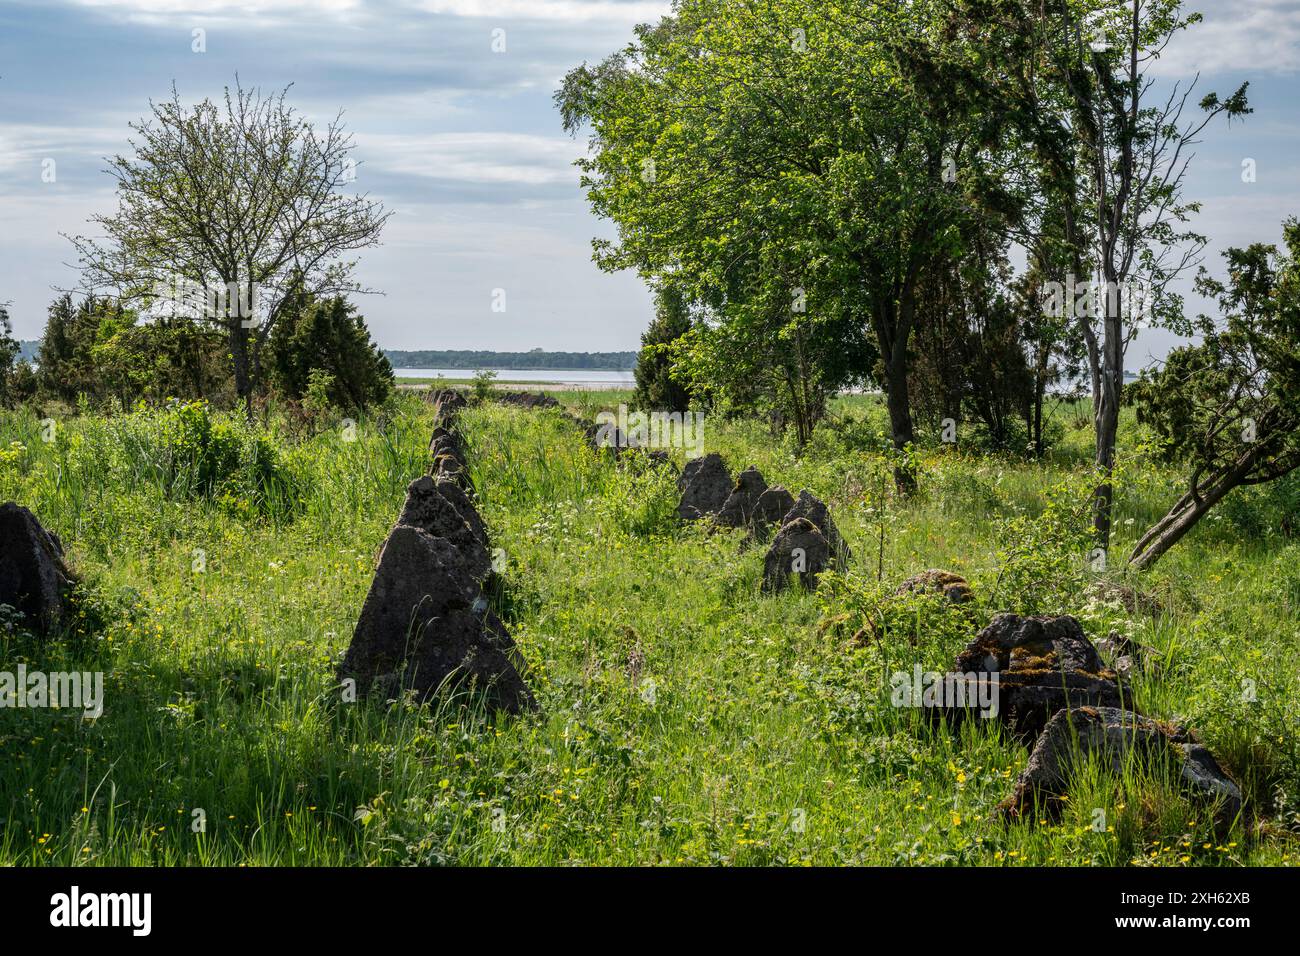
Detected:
left=66, top=80, right=391, bottom=408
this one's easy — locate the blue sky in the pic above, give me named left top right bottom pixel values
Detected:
left=0, top=0, right=1297, bottom=361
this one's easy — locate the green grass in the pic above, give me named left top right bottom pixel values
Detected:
left=0, top=392, right=1297, bottom=865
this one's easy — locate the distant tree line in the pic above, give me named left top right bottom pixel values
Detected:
left=384, top=349, right=637, bottom=370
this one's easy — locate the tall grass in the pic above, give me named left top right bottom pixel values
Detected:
left=0, top=392, right=1294, bottom=864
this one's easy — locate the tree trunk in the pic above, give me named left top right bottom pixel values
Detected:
left=1092, top=399, right=1118, bottom=546
left=1092, top=279, right=1124, bottom=549
left=1032, top=359, right=1046, bottom=459
left=876, top=286, right=918, bottom=492
left=782, top=366, right=808, bottom=449
left=792, top=322, right=816, bottom=447
left=1128, top=449, right=1264, bottom=571
left=228, top=321, right=253, bottom=415
left=883, top=344, right=916, bottom=492
left=866, top=259, right=920, bottom=492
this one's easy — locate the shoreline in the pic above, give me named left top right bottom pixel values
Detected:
left=396, top=380, right=629, bottom=392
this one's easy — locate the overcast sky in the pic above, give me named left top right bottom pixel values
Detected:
left=1, top=0, right=1297, bottom=361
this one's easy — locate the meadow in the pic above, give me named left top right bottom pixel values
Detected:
left=1, top=390, right=1297, bottom=865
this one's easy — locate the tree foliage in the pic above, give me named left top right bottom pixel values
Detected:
left=267, top=291, right=393, bottom=414
left=633, top=285, right=693, bottom=413
left=558, top=0, right=1021, bottom=472
left=0, top=303, right=30, bottom=407
left=36, top=294, right=233, bottom=408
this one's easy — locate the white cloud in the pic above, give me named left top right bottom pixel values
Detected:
left=67, top=0, right=360, bottom=15
left=1197, top=191, right=1300, bottom=248
left=1154, top=0, right=1300, bottom=76
left=357, top=131, right=582, bottom=185
left=54, top=0, right=1292, bottom=73
left=60, top=0, right=668, bottom=25
left=350, top=204, right=649, bottom=350
left=0, top=189, right=115, bottom=237
left=0, top=124, right=130, bottom=187
left=332, top=89, right=471, bottom=124
left=410, top=0, right=668, bottom=21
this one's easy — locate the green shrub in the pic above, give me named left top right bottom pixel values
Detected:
left=987, top=471, right=1096, bottom=614
left=267, top=293, right=393, bottom=414
left=148, top=400, right=299, bottom=516
left=1220, top=472, right=1300, bottom=540
left=804, top=412, right=890, bottom=460
left=157, top=400, right=241, bottom=496
left=471, top=368, right=498, bottom=402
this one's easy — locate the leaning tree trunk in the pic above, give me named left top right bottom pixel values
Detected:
left=1128, top=450, right=1261, bottom=571
left=1128, top=475, right=1236, bottom=571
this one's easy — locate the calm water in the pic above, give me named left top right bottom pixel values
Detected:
left=393, top=367, right=635, bottom=386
